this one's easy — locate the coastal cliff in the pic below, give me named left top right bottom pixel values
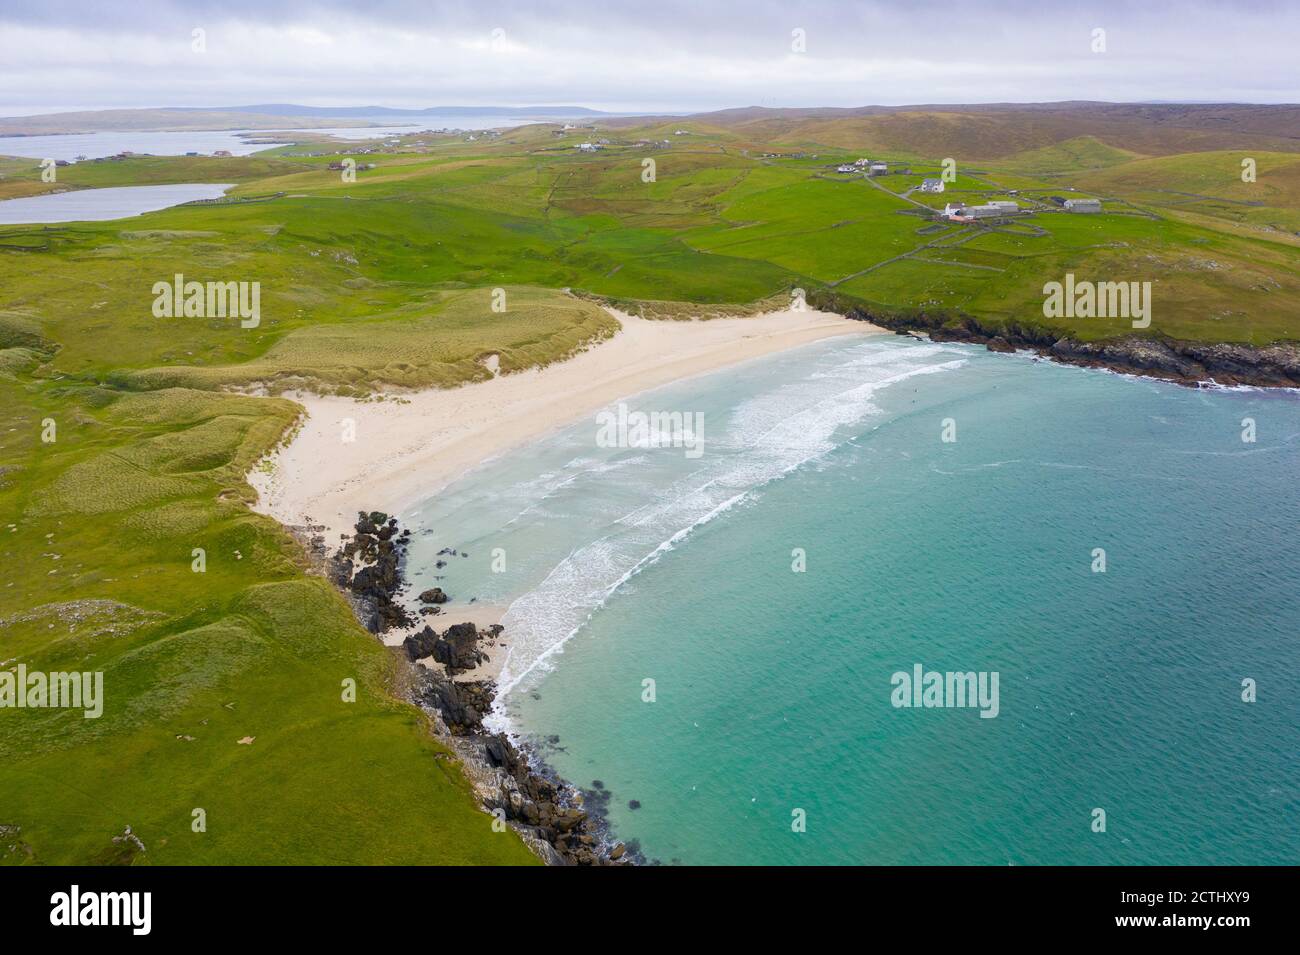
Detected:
left=814, top=294, right=1300, bottom=389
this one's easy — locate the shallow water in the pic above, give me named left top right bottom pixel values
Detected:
left=0, top=129, right=294, bottom=162
left=403, top=334, right=1300, bottom=865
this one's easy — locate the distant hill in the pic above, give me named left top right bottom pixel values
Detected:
left=608, top=102, right=1300, bottom=159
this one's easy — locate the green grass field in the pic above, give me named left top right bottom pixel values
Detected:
left=1, top=114, right=1297, bottom=864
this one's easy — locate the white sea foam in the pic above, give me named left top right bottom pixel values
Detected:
left=497, top=455, right=647, bottom=528
left=484, top=341, right=968, bottom=727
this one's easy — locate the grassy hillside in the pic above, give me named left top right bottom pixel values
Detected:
left=0, top=366, right=539, bottom=864
left=1072, top=150, right=1300, bottom=239
left=0, top=107, right=1297, bottom=864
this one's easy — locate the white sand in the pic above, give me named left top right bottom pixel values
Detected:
left=249, top=305, right=879, bottom=557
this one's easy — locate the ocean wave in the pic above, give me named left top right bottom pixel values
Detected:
left=498, top=455, right=648, bottom=528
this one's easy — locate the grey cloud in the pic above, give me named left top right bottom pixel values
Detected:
left=1, top=0, right=1296, bottom=112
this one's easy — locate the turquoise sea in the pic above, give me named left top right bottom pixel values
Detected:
left=402, top=333, right=1300, bottom=865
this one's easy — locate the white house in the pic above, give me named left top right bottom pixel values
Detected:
left=920, top=178, right=945, bottom=193
left=576, top=142, right=602, bottom=152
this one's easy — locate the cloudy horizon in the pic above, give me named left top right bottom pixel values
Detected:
left=2, top=0, right=1297, bottom=116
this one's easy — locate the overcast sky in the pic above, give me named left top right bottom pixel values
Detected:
left=1, top=0, right=1296, bottom=115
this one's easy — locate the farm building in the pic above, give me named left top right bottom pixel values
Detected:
left=1064, top=198, right=1102, bottom=213
left=943, top=202, right=967, bottom=216
left=960, top=202, right=1018, bottom=219
left=988, top=200, right=1019, bottom=212
left=920, top=178, right=945, bottom=193
left=869, top=162, right=889, bottom=176
left=576, top=142, right=602, bottom=152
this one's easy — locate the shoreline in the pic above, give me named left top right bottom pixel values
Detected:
left=247, top=304, right=881, bottom=865
left=248, top=304, right=881, bottom=554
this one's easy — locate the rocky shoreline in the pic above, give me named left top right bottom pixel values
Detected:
left=320, top=510, right=632, bottom=866
left=823, top=300, right=1300, bottom=390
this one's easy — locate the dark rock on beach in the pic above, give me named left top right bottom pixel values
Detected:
left=402, top=626, right=439, bottom=662
left=328, top=511, right=412, bottom=634
left=431, top=621, right=487, bottom=674
left=418, top=587, right=449, bottom=604
left=401, top=621, right=487, bottom=673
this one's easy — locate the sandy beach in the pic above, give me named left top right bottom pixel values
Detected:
left=249, top=305, right=879, bottom=556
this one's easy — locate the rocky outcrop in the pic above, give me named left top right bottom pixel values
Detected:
left=1050, top=337, right=1300, bottom=388
left=1048, top=337, right=1202, bottom=382
left=431, top=621, right=487, bottom=673
left=402, top=626, right=440, bottom=662
left=402, top=620, right=489, bottom=673
left=418, top=587, right=449, bottom=604
left=328, top=511, right=413, bottom=633
left=419, top=675, right=497, bottom=733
